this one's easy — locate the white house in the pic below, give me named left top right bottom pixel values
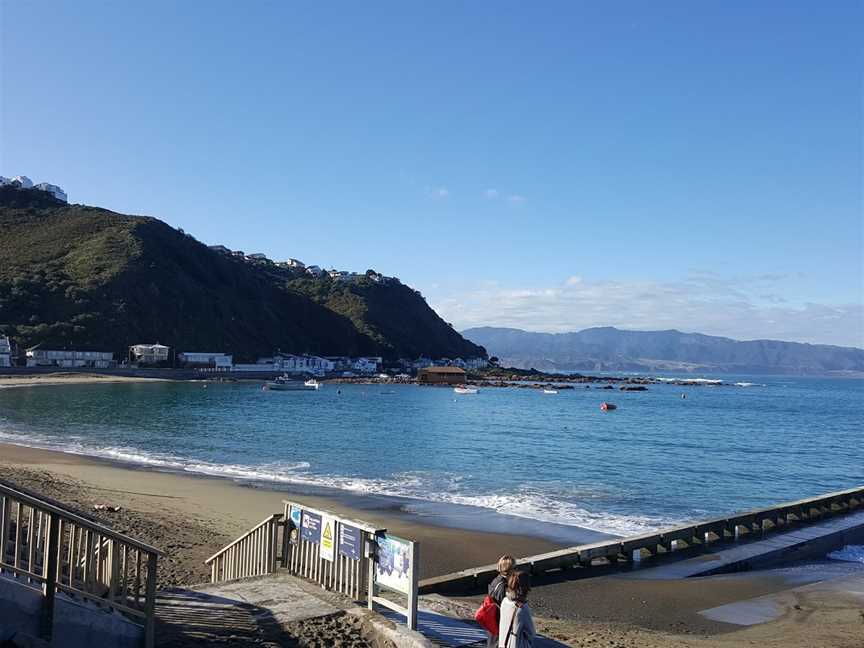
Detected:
left=306, top=265, right=324, bottom=277
left=178, top=352, right=233, bottom=369
left=11, top=176, right=33, bottom=188
left=279, top=258, right=305, bottom=269
left=352, top=357, right=382, bottom=374
left=129, top=343, right=171, bottom=365
left=33, top=183, right=68, bottom=203
left=26, top=348, right=114, bottom=369
left=0, top=336, right=12, bottom=367
left=275, top=354, right=335, bottom=376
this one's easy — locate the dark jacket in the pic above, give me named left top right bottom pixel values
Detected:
left=488, top=574, right=508, bottom=605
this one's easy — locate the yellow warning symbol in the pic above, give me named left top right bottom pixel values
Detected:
left=320, top=514, right=336, bottom=562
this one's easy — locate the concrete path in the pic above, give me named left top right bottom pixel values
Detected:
left=154, top=573, right=341, bottom=646
left=699, top=572, right=864, bottom=626
left=624, top=510, right=864, bottom=580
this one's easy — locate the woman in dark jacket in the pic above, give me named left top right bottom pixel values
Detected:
left=485, top=555, right=516, bottom=647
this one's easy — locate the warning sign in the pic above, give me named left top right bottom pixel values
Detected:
left=320, top=514, right=336, bottom=562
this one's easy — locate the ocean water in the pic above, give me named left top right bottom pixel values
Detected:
left=0, top=377, right=861, bottom=537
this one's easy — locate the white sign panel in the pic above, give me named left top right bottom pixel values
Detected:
left=320, top=514, right=336, bottom=562
left=375, top=534, right=412, bottom=594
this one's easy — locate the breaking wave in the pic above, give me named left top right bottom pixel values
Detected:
left=0, top=426, right=670, bottom=537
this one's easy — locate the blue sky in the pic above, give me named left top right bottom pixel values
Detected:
left=2, top=1, right=862, bottom=346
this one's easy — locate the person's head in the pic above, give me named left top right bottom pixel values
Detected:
left=497, top=554, right=516, bottom=576
left=507, top=570, right=531, bottom=601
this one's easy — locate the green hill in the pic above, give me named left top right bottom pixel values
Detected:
left=0, top=186, right=485, bottom=361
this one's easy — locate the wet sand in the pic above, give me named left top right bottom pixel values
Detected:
left=2, top=442, right=863, bottom=647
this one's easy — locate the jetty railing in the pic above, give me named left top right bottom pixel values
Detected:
left=419, top=484, right=864, bottom=595
left=204, top=513, right=282, bottom=582
left=0, top=481, right=162, bottom=648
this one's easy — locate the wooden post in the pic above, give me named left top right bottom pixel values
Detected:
left=40, top=513, right=60, bottom=641
left=366, top=534, right=376, bottom=610
left=407, top=541, right=419, bottom=631
left=0, top=495, right=8, bottom=568
left=144, top=552, right=158, bottom=648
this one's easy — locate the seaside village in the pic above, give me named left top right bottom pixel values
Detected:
left=0, top=335, right=487, bottom=381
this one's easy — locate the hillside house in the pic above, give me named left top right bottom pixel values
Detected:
left=232, top=250, right=245, bottom=258
left=129, top=343, right=171, bottom=366
left=247, top=253, right=272, bottom=264
left=178, top=352, right=233, bottom=369
left=417, top=366, right=466, bottom=385
left=306, top=265, right=324, bottom=277
left=0, top=336, right=12, bottom=367
left=279, top=258, right=305, bottom=269
left=33, top=183, right=68, bottom=202
left=26, top=348, right=114, bottom=369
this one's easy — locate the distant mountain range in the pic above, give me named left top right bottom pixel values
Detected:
left=462, top=326, right=864, bottom=376
left=0, top=186, right=485, bottom=361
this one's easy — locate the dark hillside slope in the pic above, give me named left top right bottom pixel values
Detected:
left=0, top=187, right=485, bottom=360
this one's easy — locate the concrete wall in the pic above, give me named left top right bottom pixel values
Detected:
left=0, top=574, right=143, bottom=648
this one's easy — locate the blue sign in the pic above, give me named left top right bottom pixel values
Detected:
left=338, top=523, right=362, bottom=560
left=301, top=510, right=322, bottom=544
left=289, top=505, right=303, bottom=544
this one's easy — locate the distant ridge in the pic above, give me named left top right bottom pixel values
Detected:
left=0, top=186, right=486, bottom=361
left=462, top=326, right=864, bottom=376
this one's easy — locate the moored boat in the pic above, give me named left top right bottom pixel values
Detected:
left=454, top=386, right=479, bottom=395
left=600, top=401, right=617, bottom=411
left=266, top=374, right=319, bottom=391
left=543, top=388, right=558, bottom=394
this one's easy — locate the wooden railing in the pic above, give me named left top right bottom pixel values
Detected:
left=204, top=513, right=282, bottom=583
left=0, top=481, right=162, bottom=648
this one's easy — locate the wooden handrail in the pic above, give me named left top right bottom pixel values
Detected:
left=0, top=482, right=162, bottom=556
left=204, top=513, right=282, bottom=564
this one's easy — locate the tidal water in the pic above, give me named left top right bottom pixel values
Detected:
left=0, top=377, right=861, bottom=537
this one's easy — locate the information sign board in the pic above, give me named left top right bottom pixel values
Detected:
left=289, top=505, right=302, bottom=545
left=338, top=523, right=362, bottom=560
left=320, top=514, right=336, bottom=561
left=375, top=534, right=412, bottom=594
left=301, top=510, right=322, bottom=544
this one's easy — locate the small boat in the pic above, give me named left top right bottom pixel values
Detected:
left=454, top=386, right=479, bottom=395
left=600, top=402, right=617, bottom=411
left=266, top=374, right=319, bottom=391
left=304, top=379, right=321, bottom=390
left=543, top=388, right=558, bottom=394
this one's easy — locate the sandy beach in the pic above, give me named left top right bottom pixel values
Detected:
left=0, top=372, right=171, bottom=389
left=2, top=441, right=863, bottom=647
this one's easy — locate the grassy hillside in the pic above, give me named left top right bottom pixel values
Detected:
left=0, top=187, right=485, bottom=361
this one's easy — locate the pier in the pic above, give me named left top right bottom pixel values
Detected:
left=418, top=485, right=864, bottom=595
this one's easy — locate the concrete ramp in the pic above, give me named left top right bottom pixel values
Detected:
left=154, top=574, right=341, bottom=646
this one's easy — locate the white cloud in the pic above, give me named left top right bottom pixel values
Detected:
left=430, top=273, right=864, bottom=348
left=424, top=186, right=449, bottom=199
left=484, top=189, right=499, bottom=199
left=507, top=194, right=526, bottom=204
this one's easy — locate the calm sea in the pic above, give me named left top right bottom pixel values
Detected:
left=0, top=377, right=861, bottom=537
